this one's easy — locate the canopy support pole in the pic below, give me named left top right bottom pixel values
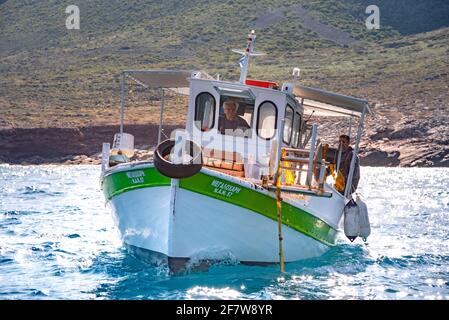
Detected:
left=344, top=107, right=366, bottom=198
left=306, top=123, right=318, bottom=190
left=336, top=143, right=342, bottom=174
left=348, top=116, right=353, bottom=138
left=120, top=73, right=126, bottom=135
left=158, top=88, right=165, bottom=144
left=273, top=119, right=286, bottom=184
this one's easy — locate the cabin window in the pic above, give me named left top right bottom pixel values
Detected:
left=291, top=112, right=301, bottom=147
left=194, top=92, right=216, bottom=132
left=256, top=101, right=277, bottom=139
left=283, top=105, right=294, bottom=144
left=299, top=122, right=310, bottom=148
left=218, top=95, right=254, bottom=138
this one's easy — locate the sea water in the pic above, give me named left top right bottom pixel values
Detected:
left=0, top=165, right=448, bottom=300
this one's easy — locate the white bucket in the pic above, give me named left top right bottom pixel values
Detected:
left=111, top=132, right=135, bottom=158
left=244, top=155, right=261, bottom=180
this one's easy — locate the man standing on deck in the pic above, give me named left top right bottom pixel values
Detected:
left=336, top=134, right=360, bottom=194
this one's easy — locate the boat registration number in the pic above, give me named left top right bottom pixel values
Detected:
left=211, top=179, right=241, bottom=198
left=126, top=170, right=145, bottom=184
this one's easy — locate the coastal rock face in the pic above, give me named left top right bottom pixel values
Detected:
left=314, top=102, right=449, bottom=167
left=362, top=105, right=449, bottom=167
left=0, top=124, right=180, bottom=165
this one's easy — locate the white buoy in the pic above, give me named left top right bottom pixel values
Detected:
left=356, top=195, right=371, bottom=241
left=344, top=200, right=360, bottom=242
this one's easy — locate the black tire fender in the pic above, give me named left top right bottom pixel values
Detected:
left=153, top=139, right=202, bottom=179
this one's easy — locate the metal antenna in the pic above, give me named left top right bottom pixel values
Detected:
left=305, top=110, right=315, bottom=123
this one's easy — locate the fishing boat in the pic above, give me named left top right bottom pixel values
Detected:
left=100, top=31, right=371, bottom=272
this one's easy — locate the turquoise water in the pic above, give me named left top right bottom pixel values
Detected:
left=0, top=165, right=448, bottom=300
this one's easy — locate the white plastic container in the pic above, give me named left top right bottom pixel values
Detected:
left=244, top=162, right=261, bottom=180
left=356, top=195, right=371, bottom=241
left=244, top=155, right=261, bottom=180
left=111, top=132, right=135, bottom=158
left=344, top=200, right=360, bottom=242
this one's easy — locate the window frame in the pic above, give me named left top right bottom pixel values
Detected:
left=293, top=112, right=302, bottom=148
left=256, top=100, right=278, bottom=140
left=299, top=121, right=310, bottom=148
left=194, top=92, right=216, bottom=132
left=283, top=105, right=295, bottom=145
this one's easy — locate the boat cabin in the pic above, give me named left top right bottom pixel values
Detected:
left=185, top=76, right=306, bottom=179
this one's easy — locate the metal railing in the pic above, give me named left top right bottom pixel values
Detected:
left=270, top=123, right=332, bottom=197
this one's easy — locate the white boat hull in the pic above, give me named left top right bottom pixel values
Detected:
left=103, top=164, right=343, bottom=268
left=110, top=185, right=330, bottom=264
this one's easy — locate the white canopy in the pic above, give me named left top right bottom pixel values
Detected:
left=294, top=85, right=370, bottom=117
left=124, top=70, right=213, bottom=95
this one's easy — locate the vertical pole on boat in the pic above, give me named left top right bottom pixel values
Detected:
left=101, top=143, right=110, bottom=173
left=337, top=117, right=352, bottom=175
left=336, top=143, right=342, bottom=174
left=239, top=30, right=256, bottom=84
left=348, top=116, right=353, bottom=138
left=158, top=88, right=165, bottom=144
left=344, top=107, right=366, bottom=198
left=274, top=119, right=285, bottom=273
left=318, top=163, right=326, bottom=194
left=306, top=123, right=318, bottom=190
left=120, top=72, right=126, bottom=135
left=273, top=120, right=285, bottom=185
left=275, top=149, right=285, bottom=273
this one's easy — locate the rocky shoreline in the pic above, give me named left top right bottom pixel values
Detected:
left=0, top=124, right=179, bottom=166
left=0, top=121, right=448, bottom=167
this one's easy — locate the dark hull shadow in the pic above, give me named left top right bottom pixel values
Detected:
left=125, top=244, right=277, bottom=275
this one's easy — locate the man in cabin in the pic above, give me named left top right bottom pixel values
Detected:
left=218, top=101, right=250, bottom=134
left=336, top=134, right=360, bottom=195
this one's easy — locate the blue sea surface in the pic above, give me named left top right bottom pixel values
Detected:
left=0, top=165, right=448, bottom=300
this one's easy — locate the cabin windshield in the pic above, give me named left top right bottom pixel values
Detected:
left=218, top=94, right=254, bottom=138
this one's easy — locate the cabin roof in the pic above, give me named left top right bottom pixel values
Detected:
left=125, top=70, right=206, bottom=95
left=294, top=85, right=370, bottom=117
left=122, top=70, right=370, bottom=117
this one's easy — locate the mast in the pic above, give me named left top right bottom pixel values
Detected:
left=232, top=30, right=265, bottom=84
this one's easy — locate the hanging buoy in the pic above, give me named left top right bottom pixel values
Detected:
left=356, top=195, right=371, bottom=241
left=344, top=199, right=360, bottom=242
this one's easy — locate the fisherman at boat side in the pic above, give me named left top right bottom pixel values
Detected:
left=336, top=134, right=360, bottom=194
left=218, top=101, right=250, bottom=134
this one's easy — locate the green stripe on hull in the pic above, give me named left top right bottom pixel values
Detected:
left=102, top=166, right=337, bottom=246
left=179, top=173, right=337, bottom=246
left=102, top=166, right=170, bottom=199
